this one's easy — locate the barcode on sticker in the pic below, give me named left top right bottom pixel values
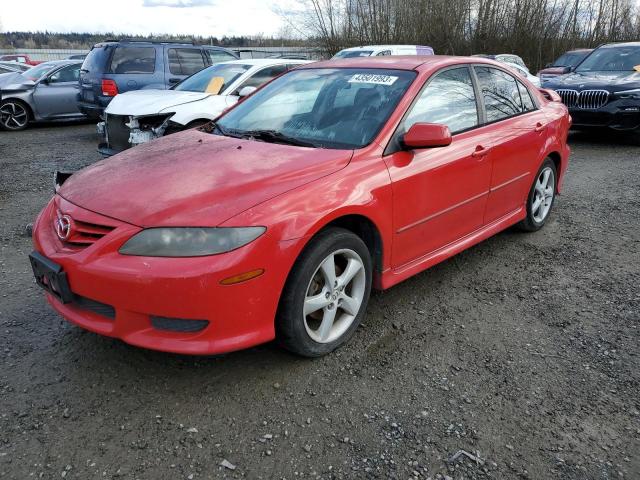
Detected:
left=348, top=74, right=398, bottom=85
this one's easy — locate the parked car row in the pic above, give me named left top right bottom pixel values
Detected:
left=1, top=40, right=638, bottom=142
left=29, top=52, right=572, bottom=357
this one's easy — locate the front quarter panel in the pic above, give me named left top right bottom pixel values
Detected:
left=222, top=149, right=394, bottom=277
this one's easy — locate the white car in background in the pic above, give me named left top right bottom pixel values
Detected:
left=97, top=58, right=310, bottom=155
left=332, top=45, right=435, bottom=58
left=501, top=61, right=541, bottom=87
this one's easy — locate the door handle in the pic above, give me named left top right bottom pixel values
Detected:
left=471, top=145, right=491, bottom=158
left=534, top=122, right=547, bottom=132
left=169, top=77, right=181, bottom=84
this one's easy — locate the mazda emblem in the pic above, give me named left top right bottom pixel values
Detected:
left=55, top=215, right=73, bottom=241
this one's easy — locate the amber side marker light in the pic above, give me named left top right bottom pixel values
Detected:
left=220, top=269, right=265, bottom=285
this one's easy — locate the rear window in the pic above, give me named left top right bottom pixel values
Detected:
left=81, top=46, right=109, bottom=73
left=109, top=47, right=156, bottom=74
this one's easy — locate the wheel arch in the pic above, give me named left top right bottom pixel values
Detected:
left=319, top=214, right=384, bottom=276
left=547, top=151, right=561, bottom=175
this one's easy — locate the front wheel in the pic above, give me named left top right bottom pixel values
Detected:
left=0, top=100, right=30, bottom=131
left=277, top=228, right=372, bottom=357
left=518, top=158, right=557, bottom=232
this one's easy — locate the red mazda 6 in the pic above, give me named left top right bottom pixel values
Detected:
left=30, top=56, right=570, bottom=357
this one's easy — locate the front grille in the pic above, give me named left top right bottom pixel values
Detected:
left=577, top=89, right=609, bottom=109
left=150, top=316, right=209, bottom=333
left=556, top=89, right=578, bottom=107
left=555, top=89, right=609, bottom=110
left=55, top=211, right=115, bottom=250
left=105, top=114, right=131, bottom=152
left=73, top=294, right=115, bottom=319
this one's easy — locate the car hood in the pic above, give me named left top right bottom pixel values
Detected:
left=0, top=72, right=33, bottom=90
left=59, top=129, right=353, bottom=227
left=546, top=70, right=640, bottom=92
left=105, top=89, right=218, bottom=116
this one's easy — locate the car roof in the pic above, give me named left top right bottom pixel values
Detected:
left=219, top=58, right=310, bottom=67
left=300, top=55, right=499, bottom=71
left=338, top=45, right=428, bottom=51
left=38, top=59, right=83, bottom=67
left=600, top=41, right=640, bottom=48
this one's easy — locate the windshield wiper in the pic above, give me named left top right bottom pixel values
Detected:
left=241, top=129, right=317, bottom=148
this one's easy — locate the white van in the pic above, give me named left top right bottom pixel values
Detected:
left=332, top=45, right=435, bottom=59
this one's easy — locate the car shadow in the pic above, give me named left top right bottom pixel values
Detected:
left=569, top=128, right=638, bottom=146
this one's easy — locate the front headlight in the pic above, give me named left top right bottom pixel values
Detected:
left=119, top=227, right=266, bottom=257
left=615, top=89, right=640, bottom=100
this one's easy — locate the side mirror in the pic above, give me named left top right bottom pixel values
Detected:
left=545, top=63, right=552, bottom=68
left=402, top=123, right=452, bottom=149
left=238, top=86, right=257, bottom=98
left=561, top=66, right=573, bottom=74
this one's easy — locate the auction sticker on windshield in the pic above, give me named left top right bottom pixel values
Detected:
left=348, top=74, right=398, bottom=85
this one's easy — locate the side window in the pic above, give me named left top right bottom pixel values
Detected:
left=376, top=50, right=392, bottom=56
left=109, top=47, right=156, bottom=74
left=238, top=65, right=288, bottom=91
left=49, top=64, right=80, bottom=83
left=204, top=49, right=237, bottom=64
left=168, top=48, right=206, bottom=76
left=517, top=81, right=536, bottom=111
left=404, top=67, right=479, bottom=134
left=474, top=66, right=523, bottom=122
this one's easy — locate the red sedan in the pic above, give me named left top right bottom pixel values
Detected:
left=30, top=56, right=571, bottom=357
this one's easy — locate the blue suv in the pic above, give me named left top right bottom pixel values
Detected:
left=77, top=40, right=239, bottom=118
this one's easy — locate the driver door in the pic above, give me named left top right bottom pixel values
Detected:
left=33, top=64, right=81, bottom=118
left=383, top=66, right=494, bottom=268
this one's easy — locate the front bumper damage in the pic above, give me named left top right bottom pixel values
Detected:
left=98, top=113, right=178, bottom=156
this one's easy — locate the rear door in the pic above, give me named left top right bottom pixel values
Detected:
left=33, top=64, right=82, bottom=118
left=473, top=66, right=549, bottom=223
left=165, top=47, right=207, bottom=88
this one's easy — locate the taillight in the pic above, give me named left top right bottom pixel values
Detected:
left=101, top=79, right=118, bottom=97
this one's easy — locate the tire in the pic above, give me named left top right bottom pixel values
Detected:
left=0, top=99, right=30, bottom=131
left=518, top=158, right=557, bottom=232
left=276, top=227, right=372, bottom=357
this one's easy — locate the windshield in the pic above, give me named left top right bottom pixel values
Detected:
left=21, top=63, right=56, bottom=81
left=173, top=63, right=251, bottom=93
left=216, top=68, right=416, bottom=149
left=576, top=46, right=640, bottom=72
left=553, top=51, right=589, bottom=67
left=332, top=50, right=374, bottom=59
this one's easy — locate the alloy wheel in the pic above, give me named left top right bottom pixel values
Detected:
left=531, top=167, right=555, bottom=223
left=303, top=248, right=366, bottom=344
left=0, top=102, right=29, bottom=130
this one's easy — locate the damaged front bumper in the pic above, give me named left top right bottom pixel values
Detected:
left=98, top=113, right=178, bottom=157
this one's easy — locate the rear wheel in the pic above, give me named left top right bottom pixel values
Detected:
left=518, top=158, right=557, bottom=232
left=0, top=99, right=30, bottom=131
left=277, top=228, right=372, bottom=357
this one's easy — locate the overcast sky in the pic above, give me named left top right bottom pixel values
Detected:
left=0, top=0, right=302, bottom=37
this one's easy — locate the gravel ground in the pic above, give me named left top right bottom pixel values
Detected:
left=0, top=123, right=638, bottom=480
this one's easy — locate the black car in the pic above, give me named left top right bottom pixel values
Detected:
left=545, top=42, right=640, bottom=140
left=77, top=39, right=239, bottom=119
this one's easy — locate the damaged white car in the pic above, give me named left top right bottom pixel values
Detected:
left=97, top=58, right=310, bottom=155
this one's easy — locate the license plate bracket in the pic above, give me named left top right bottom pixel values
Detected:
left=29, top=251, right=73, bottom=304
